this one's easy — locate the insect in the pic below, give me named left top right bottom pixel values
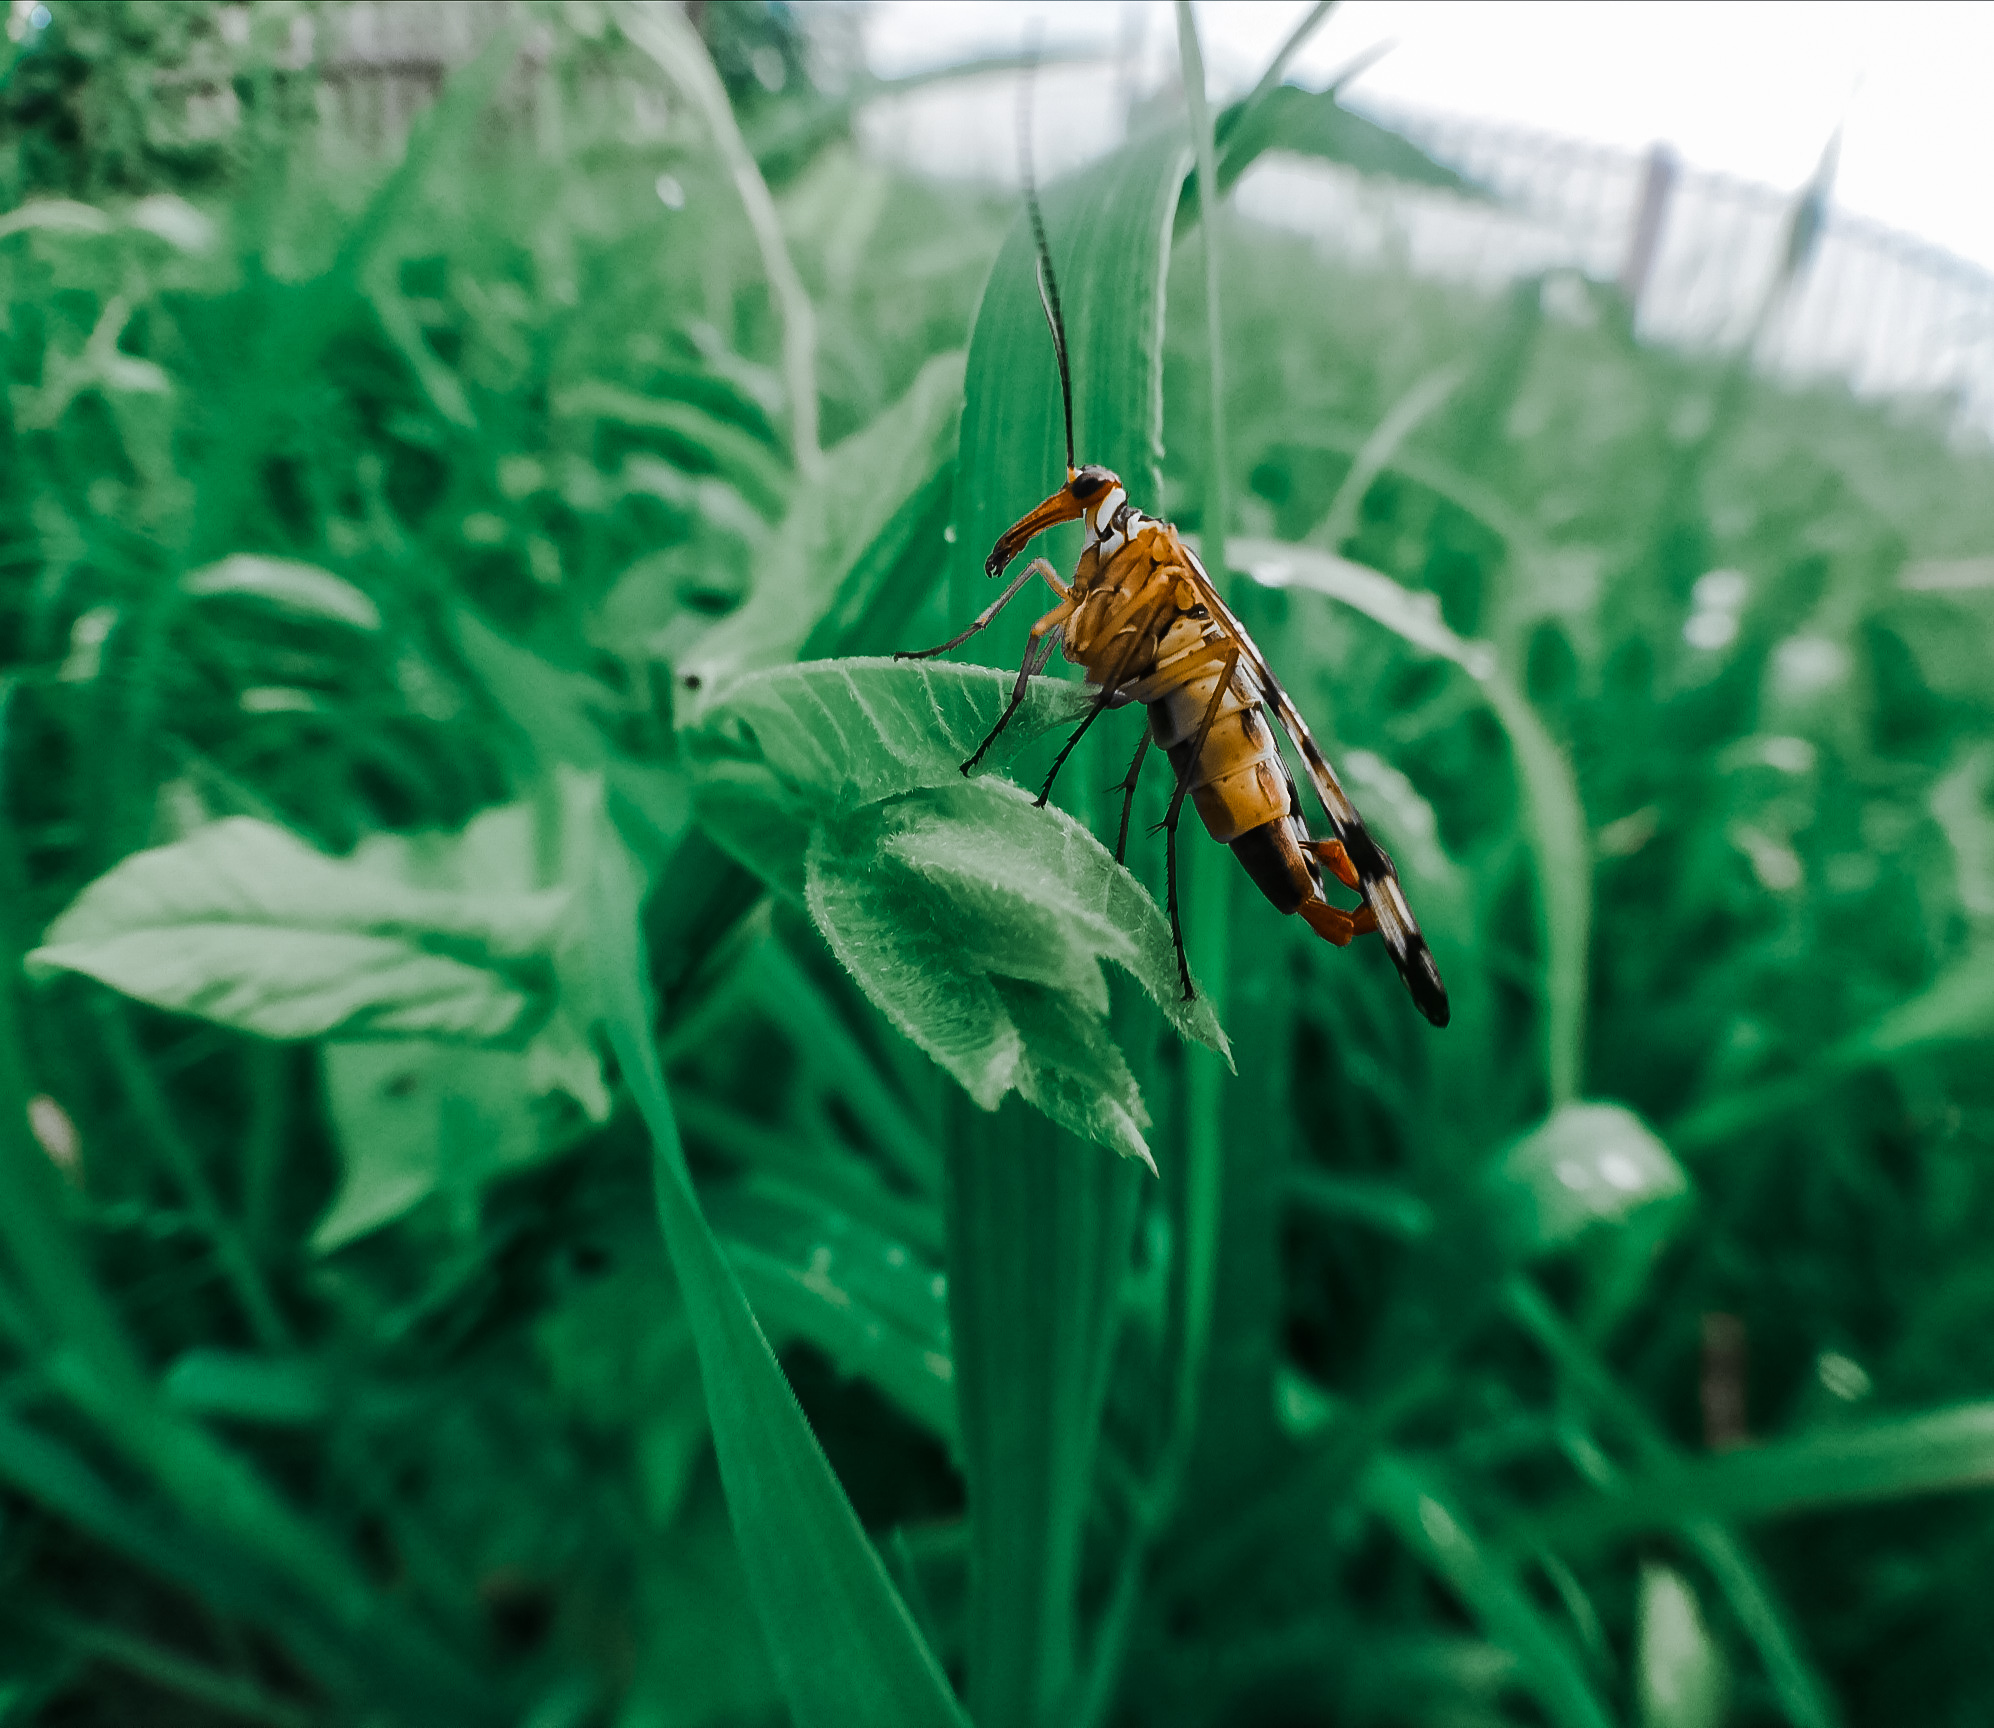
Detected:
left=898, top=172, right=1449, bottom=1029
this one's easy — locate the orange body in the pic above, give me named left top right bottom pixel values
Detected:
left=911, top=461, right=1449, bottom=1025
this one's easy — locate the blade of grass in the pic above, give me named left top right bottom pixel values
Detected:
left=1521, top=1401, right=1994, bottom=1553
left=1364, top=1451, right=1614, bottom=1728
left=1672, top=956, right=1994, bottom=1153
left=945, top=1098, right=1141, bottom=1728
left=590, top=826, right=966, bottom=1728
left=1506, top=1279, right=1840, bottom=1728
left=1234, top=538, right=1591, bottom=1103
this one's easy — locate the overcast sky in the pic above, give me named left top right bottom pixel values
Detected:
left=863, top=1, right=1994, bottom=275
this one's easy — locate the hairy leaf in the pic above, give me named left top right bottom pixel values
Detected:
left=692, top=657, right=1092, bottom=815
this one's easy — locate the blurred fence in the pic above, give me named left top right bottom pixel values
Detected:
left=257, top=5, right=1994, bottom=440
left=1242, top=102, right=1994, bottom=436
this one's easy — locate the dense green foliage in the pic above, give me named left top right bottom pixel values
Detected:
left=2, top=4, right=1993, bottom=1726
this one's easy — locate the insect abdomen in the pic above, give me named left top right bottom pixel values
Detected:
left=1149, top=688, right=1290, bottom=846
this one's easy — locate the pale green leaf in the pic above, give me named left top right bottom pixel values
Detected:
left=27, top=818, right=567, bottom=1043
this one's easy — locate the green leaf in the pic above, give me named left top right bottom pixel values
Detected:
left=161, top=1352, right=328, bottom=1427
left=1213, top=86, right=1480, bottom=200
left=692, top=657, right=1092, bottom=815
left=807, top=779, right=1226, bottom=1167
left=943, top=1103, right=1141, bottom=1728
left=27, top=818, right=567, bottom=1043
left=710, top=1178, right=956, bottom=1443
left=1673, top=952, right=1994, bottom=1153
left=589, top=816, right=968, bottom=1728
left=690, top=659, right=1221, bottom=1163
left=954, top=136, right=1189, bottom=608
left=180, top=555, right=383, bottom=630
left=551, top=379, right=791, bottom=517
left=692, top=759, right=812, bottom=906
left=1845, top=957, right=1994, bottom=1056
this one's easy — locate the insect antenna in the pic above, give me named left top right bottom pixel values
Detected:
left=1018, top=53, right=1076, bottom=474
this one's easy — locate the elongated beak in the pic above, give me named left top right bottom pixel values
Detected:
left=986, top=476, right=1084, bottom=578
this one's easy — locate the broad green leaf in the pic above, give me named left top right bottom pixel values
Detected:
left=691, top=659, right=1224, bottom=1162
left=589, top=816, right=968, bottom=1728
left=677, top=352, right=966, bottom=719
left=181, top=555, right=382, bottom=630
left=1526, top=1401, right=1994, bottom=1550
left=27, top=818, right=566, bottom=1043
left=692, top=657, right=1092, bottom=814
left=807, top=779, right=1226, bottom=1166
left=1638, top=1564, right=1729, bottom=1728
left=1364, top=1452, right=1613, bottom=1728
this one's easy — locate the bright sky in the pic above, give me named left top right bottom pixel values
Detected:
left=864, top=1, right=1994, bottom=276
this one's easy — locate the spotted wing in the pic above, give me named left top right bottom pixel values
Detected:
left=1178, top=543, right=1450, bottom=1028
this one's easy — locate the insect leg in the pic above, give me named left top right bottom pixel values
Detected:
left=1155, top=644, right=1242, bottom=1002
left=1165, top=757, right=1191, bottom=1000
left=1033, top=588, right=1179, bottom=806
left=1304, top=837, right=1362, bottom=892
left=1111, top=730, right=1151, bottom=864
left=1034, top=688, right=1117, bottom=807
left=959, top=604, right=1074, bottom=774
left=1299, top=900, right=1380, bottom=946
left=897, top=558, right=1071, bottom=661
left=1158, top=645, right=1242, bottom=838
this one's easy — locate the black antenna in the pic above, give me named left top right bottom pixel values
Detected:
left=1019, top=52, right=1076, bottom=475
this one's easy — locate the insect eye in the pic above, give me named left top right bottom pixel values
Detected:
left=1069, top=467, right=1111, bottom=501
left=1188, top=605, right=1209, bottom=619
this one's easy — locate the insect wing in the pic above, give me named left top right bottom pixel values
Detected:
left=1178, top=547, right=1451, bottom=1028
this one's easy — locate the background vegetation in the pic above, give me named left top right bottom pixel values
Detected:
left=1, top=4, right=1992, bottom=1726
